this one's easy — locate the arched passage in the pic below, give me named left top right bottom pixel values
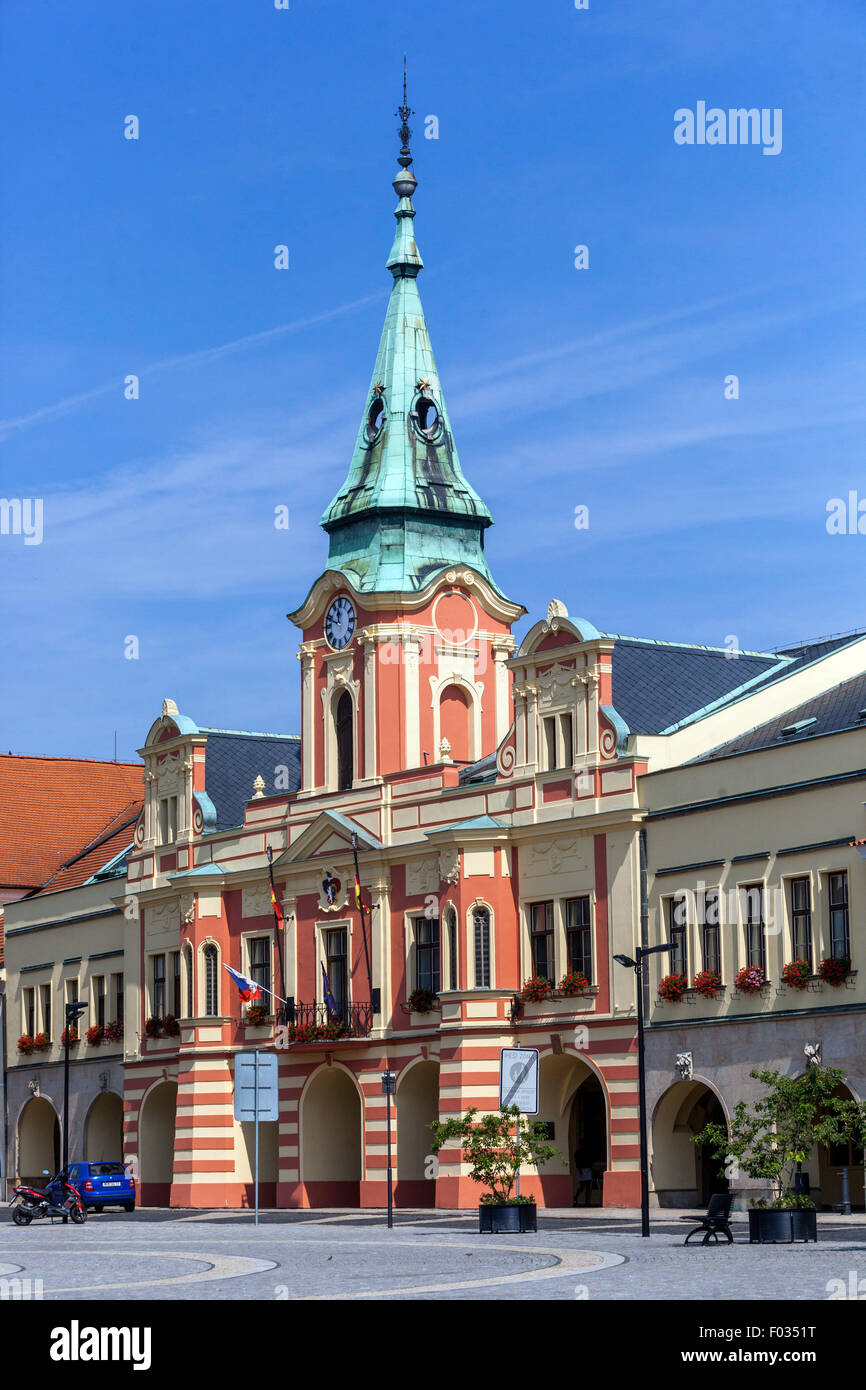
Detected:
left=138, top=1081, right=177, bottom=1207
left=652, top=1080, right=729, bottom=1208
left=396, top=1060, right=439, bottom=1208
left=18, top=1097, right=60, bottom=1186
left=816, top=1081, right=865, bottom=1210
left=534, top=1052, right=609, bottom=1208
left=85, top=1092, right=124, bottom=1163
left=300, top=1066, right=362, bottom=1207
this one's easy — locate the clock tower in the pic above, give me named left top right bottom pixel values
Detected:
left=288, top=83, right=524, bottom=794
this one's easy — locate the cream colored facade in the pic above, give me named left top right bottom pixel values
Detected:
left=2, top=877, right=128, bottom=1191
left=641, top=723, right=866, bottom=1209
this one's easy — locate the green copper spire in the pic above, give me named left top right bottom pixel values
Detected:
left=321, top=72, right=500, bottom=596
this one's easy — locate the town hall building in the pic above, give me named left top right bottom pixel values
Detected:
left=5, top=95, right=865, bottom=1211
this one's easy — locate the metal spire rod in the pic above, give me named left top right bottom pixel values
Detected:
left=396, top=54, right=413, bottom=168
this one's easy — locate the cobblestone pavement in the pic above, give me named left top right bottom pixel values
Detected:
left=2, top=1208, right=865, bottom=1300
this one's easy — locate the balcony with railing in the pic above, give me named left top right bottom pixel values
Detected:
left=286, top=1000, right=373, bottom=1044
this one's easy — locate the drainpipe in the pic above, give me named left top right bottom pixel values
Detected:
left=639, top=829, right=650, bottom=1018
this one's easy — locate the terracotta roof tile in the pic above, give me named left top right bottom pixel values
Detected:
left=0, top=755, right=144, bottom=894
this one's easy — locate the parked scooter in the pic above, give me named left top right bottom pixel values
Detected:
left=10, top=1169, right=86, bottom=1226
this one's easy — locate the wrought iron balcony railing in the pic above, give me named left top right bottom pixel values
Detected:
left=286, top=1000, right=372, bottom=1043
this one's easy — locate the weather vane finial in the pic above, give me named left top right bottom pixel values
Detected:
left=396, top=54, right=413, bottom=170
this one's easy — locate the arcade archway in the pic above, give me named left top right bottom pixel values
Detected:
left=17, top=1097, right=60, bottom=1186
left=138, top=1081, right=177, bottom=1207
left=652, top=1080, right=729, bottom=1208
left=396, top=1060, right=439, bottom=1207
left=85, top=1092, right=124, bottom=1163
left=536, top=1053, right=609, bottom=1207
left=300, top=1065, right=362, bottom=1206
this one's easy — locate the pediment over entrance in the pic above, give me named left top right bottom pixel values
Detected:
left=275, top=810, right=382, bottom=866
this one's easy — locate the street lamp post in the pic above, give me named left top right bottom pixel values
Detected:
left=613, top=944, right=673, bottom=1238
left=62, top=999, right=89, bottom=1173
left=381, top=1070, right=396, bottom=1229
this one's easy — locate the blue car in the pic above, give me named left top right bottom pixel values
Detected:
left=49, top=1161, right=136, bottom=1213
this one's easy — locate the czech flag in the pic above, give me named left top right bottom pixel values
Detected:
left=223, top=964, right=261, bottom=1002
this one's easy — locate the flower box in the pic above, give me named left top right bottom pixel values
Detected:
left=781, top=960, right=812, bottom=990
left=693, top=970, right=724, bottom=999
left=103, top=1020, right=123, bottom=1043
left=86, top=1025, right=104, bottom=1046
left=402, top=989, right=440, bottom=1015
left=818, top=957, right=851, bottom=987
left=520, top=976, right=555, bottom=1003
left=735, top=966, right=767, bottom=994
left=558, top=971, right=591, bottom=997
left=17, top=1034, right=33, bottom=1055
left=32, top=1032, right=51, bottom=1051
left=658, top=972, right=689, bottom=1002
left=60, top=1027, right=79, bottom=1045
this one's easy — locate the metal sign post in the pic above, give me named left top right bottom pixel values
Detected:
left=381, top=1070, right=396, bottom=1229
left=499, top=1045, right=539, bottom=1201
left=234, top=1051, right=279, bottom=1226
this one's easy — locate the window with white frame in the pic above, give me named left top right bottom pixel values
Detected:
left=790, top=877, right=812, bottom=968
left=565, top=896, right=592, bottom=980
left=40, top=983, right=52, bottom=1038
left=541, top=714, right=574, bottom=771
left=203, top=944, right=219, bottom=1016
left=473, top=908, right=491, bottom=988
left=701, top=889, right=721, bottom=975
left=828, top=871, right=850, bottom=960
left=742, top=885, right=765, bottom=971
left=324, top=929, right=348, bottom=1012
left=529, top=901, right=554, bottom=980
left=151, top=954, right=166, bottom=1018
left=667, top=895, right=688, bottom=975
left=447, top=906, right=458, bottom=991
left=94, top=975, right=106, bottom=1029
left=248, top=936, right=271, bottom=1007
left=183, top=944, right=193, bottom=1018
left=23, top=987, right=35, bottom=1036
left=157, top=795, right=178, bottom=845
left=415, top=917, right=440, bottom=994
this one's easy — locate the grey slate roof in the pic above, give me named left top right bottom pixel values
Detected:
left=607, top=632, right=863, bottom=737
left=458, top=752, right=498, bottom=785
left=200, top=730, right=301, bottom=831
left=694, top=671, right=866, bottom=761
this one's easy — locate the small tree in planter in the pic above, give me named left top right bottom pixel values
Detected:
left=429, top=1105, right=557, bottom=1233
left=781, top=960, right=812, bottom=990
left=819, top=957, right=851, bottom=987
left=658, top=972, right=688, bottom=1002
left=693, top=970, right=723, bottom=999
left=693, top=1064, right=866, bottom=1243
left=521, top=976, right=555, bottom=1003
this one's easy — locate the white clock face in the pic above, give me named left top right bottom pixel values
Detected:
left=325, top=596, right=356, bottom=650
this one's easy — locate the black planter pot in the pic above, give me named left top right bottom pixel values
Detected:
left=748, top=1208, right=818, bottom=1244
left=478, top=1203, right=538, bottom=1234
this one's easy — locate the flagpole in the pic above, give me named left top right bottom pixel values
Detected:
left=351, top=832, right=375, bottom=1015
left=267, top=847, right=288, bottom=1024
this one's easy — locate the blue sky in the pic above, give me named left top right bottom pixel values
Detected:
left=1, top=0, right=864, bottom=761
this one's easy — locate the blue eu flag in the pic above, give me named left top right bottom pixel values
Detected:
left=321, top=963, right=339, bottom=1015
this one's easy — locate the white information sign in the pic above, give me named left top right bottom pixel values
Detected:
left=499, top=1047, right=539, bottom=1114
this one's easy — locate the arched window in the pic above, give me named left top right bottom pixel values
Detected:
left=439, top=684, right=471, bottom=762
left=473, top=908, right=491, bottom=988
left=183, top=942, right=194, bottom=1018
left=447, top=907, right=458, bottom=991
left=203, top=944, right=219, bottom=1017
left=335, top=690, right=353, bottom=791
